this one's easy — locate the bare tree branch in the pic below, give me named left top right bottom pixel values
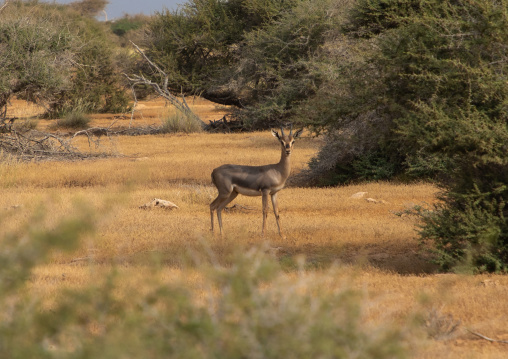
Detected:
left=467, top=329, right=508, bottom=344
left=124, top=41, right=207, bottom=130
left=0, top=1, right=9, bottom=14
left=0, top=128, right=86, bottom=161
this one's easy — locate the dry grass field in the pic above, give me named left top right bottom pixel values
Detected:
left=2, top=98, right=508, bottom=358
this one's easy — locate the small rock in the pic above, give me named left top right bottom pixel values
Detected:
left=351, top=192, right=368, bottom=199
left=365, top=198, right=389, bottom=204
left=4, top=204, right=22, bottom=210
left=479, top=279, right=500, bottom=287
left=140, top=198, right=179, bottom=210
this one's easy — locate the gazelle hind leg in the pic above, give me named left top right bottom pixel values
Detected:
left=261, top=191, right=270, bottom=236
left=210, top=194, right=228, bottom=233
left=214, top=191, right=238, bottom=235
left=271, top=193, right=285, bottom=239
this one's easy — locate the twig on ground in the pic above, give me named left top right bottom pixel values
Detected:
left=467, top=329, right=508, bottom=344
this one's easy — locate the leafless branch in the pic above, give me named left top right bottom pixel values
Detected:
left=0, top=128, right=85, bottom=161
left=124, top=41, right=206, bottom=130
left=0, top=1, right=9, bottom=14
left=467, top=329, right=508, bottom=344
left=0, top=123, right=122, bottom=161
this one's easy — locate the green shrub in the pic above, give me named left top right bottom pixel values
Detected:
left=0, top=2, right=129, bottom=118
left=418, top=186, right=507, bottom=273
left=13, top=119, right=38, bottom=131
left=110, top=15, right=146, bottom=36
left=57, top=111, right=91, bottom=129
left=143, top=0, right=338, bottom=126
left=298, top=0, right=508, bottom=272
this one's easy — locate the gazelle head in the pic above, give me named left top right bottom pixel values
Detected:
left=271, top=125, right=303, bottom=156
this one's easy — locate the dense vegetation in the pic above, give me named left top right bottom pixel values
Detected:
left=143, top=0, right=344, bottom=126
left=0, top=0, right=128, bottom=118
left=327, top=0, right=508, bottom=272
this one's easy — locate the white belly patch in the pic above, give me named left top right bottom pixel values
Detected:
left=233, top=185, right=263, bottom=196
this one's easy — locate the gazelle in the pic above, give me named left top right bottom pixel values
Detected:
left=210, top=126, right=303, bottom=238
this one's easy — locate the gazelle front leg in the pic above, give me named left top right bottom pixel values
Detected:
left=271, top=193, right=285, bottom=239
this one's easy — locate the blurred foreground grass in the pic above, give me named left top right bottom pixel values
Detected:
left=1, top=208, right=409, bottom=359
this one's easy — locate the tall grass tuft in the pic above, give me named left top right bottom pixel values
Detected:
left=13, top=118, right=38, bottom=131
left=56, top=111, right=91, bottom=129
left=160, top=109, right=203, bottom=133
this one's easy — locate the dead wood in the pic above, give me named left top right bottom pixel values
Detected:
left=124, top=41, right=207, bottom=130
left=467, top=329, right=508, bottom=344
left=0, top=120, right=125, bottom=161
left=207, top=115, right=245, bottom=133
left=0, top=128, right=87, bottom=161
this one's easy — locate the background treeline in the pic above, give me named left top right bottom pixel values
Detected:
left=1, top=0, right=507, bottom=272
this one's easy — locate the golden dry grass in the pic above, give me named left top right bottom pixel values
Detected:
left=2, top=99, right=508, bottom=358
left=7, top=96, right=228, bottom=131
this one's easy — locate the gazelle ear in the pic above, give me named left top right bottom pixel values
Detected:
left=271, top=129, right=280, bottom=139
left=293, top=128, right=303, bottom=138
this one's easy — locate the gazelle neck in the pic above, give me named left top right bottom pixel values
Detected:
left=277, top=147, right=292, bottom=179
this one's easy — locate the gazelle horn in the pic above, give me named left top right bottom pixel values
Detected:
left=289, top=123, right=293, bottom=136
left=280, top=126, right=285, bottom=137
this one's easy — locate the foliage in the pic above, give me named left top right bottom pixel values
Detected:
left=70, top=0, right=109, bottom=17
left=231, top=0, right=348, bottom=128
left=418, top=189, right=507, bottom=273
left=310, top=0, right=508, bottom=172
left=142, top=0, right=347, bottom=128
left=110, top=15, right=147, bottom=36
left=47, top=12, right=129, bottom=116
left=109, top=14, right=150, bottom=49
left=303, top=0, right=508, bottom=271
left=0, top=2, right=75, bottom=111
left=0, top=208, right=409, bottom=359
left=0, top=1, right=128, bottom=118
left=146, top=0, right=298, bottom=104
left=344, top=0, right=422, bottom=37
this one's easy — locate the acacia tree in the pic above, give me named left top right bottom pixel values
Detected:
left=0, top=1, right=128, bottom=118
left=0, top=4, right=75, bottom=114
left=143, top=0, right=347, bottom=128
left=301, top=0, right=508, bottom=272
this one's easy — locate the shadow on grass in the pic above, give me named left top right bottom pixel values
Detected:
left=88, top=235, right=438, bottom=275
left=275, top=241, right=438, bottom=275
